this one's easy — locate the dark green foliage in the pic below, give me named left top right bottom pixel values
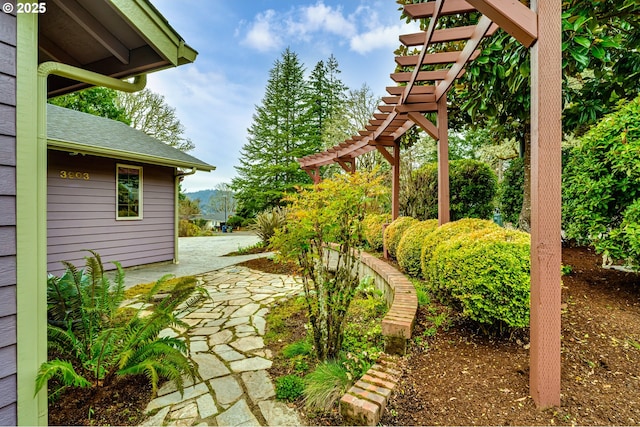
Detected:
left=282, top=340, right=314, bottom=359
left=39, top=252, right=196, bottom=398
left=427, top=229, right=531, bottom=331
left=303, top=361, right=350, bottom=410
left=563, top=97, right=640, bottom=267
left=498, top=157, right=524, bottom=225
left=401, top=160, right=497, bottom=221
left=226, top=215, right=244, bottom=228
left=275, top=375, right=305, bottom=402
left=49, top=87, right=130, bottom=124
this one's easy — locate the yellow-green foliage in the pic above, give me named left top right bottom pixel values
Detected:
left=420, top=218, right=499, bottom=280
left=427, top=228, right=530, bottom=329
left=383, top=216, right=419, bottom=259
left=363, top=213, right=392, bottom=251
left=396, top=220, right=438, bottom=277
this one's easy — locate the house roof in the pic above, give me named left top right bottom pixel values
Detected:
left=41, top=0, right=198, bottom=97
left=47, top=104, right=215, bottom=171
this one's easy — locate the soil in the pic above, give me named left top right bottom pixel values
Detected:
left=48, top=247, right=640, bottom=426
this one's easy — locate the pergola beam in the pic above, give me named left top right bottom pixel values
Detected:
left=467, top=0, right=538, bottom=47
left=404, top=0, right=476, bottom=18
left=408, top=112, right=439, bottom=141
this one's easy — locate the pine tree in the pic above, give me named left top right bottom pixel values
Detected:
left=232, top=48, right=318, bottom=217
left=307, top=54, right=347, bottom=147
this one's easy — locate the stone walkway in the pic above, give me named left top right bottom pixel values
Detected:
left=139, top=265, right=304, bottom=426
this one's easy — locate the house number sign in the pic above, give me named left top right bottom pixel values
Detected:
left=59, top=170, right=90, bottom=180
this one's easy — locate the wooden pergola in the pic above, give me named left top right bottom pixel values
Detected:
left=298, top=0, right=562, bottom=408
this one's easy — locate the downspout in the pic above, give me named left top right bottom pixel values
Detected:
left=22, top=61, right=146, bottom=424
left=174, top=168, right=197, bottom=264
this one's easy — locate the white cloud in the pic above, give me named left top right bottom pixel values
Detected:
left=350, top=23, right=412, bottom=55
left=241, top=10, right=282, bottom=52
left=299, top=2, right=356, bottom=37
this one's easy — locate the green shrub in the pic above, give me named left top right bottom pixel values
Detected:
left=178, top=219, right=201, bottom=237
left=383, top=216, right=419, bottom=259
left=421, top=218, right=500, bottom=280
left=396, top=220, right=438, bottom=277
left=362, top=213, right=392, bottom=251
left=498, top=156, right=524, bottom=225
left=563, top=97, right=640, bottom=268
left=39, top=252, right=196, bottom=398
left=226, top=215, right=244, bottom=228
left=401, top=159, right=498, bottom=221
left=427, top=229, right=530, bottom=330
left=250, top=206, right=287, bottom=245
left=303, top=361, right=351, bottom=410
left=275, top=375, right=305, bottom=402
left=282, top=340, right=314, bottom=359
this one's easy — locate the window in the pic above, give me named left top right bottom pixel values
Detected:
left=116, top=164, right=142, bottom=219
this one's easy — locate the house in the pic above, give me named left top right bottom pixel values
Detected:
left=0, top=1, right=198, bottom=424
left=47, top=104, right=214, bottom=276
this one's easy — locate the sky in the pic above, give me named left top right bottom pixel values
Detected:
left=147, top=0, right=420, bottom=192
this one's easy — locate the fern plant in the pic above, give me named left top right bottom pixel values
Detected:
left=38, top=252, right=197, bottom=398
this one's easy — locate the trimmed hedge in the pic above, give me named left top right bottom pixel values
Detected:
left=396, top=220, right=438, bottom=277
left=427, top=228, right=530, bottom=329
left=383, top=216, right=419, bottom=259
left=363, top=213, right=392, bottom=251
left=420, top=218, right=500, bottom=281
left=498, top=156, right=524, bottom=225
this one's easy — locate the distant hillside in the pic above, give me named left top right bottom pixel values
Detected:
left=184, top=189, right=218, bottom=204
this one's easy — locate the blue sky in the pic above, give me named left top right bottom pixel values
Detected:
left=147, top=0, right=419, bottom=192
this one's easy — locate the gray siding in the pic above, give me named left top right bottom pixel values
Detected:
left=47, top=151, right=175, bottom=275
left=0, top=8, right=17, bottom=425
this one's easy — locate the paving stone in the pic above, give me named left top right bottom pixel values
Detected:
left=183, top=317, right=202, bottom=327
left=241, top=370, right=275, bottom=403
left=252, top=315, right=266, bottom=336
left=215, top=399, right=260, bottom=427
left=170, top=402, right=198, bottom=420
left=191, top=326, right=220, bottom=336
left=192, top=353, right=230, bottom=380
left=250, top=293, right=271, bottom=302
left=213, top=344, right=246, bottom=362
left=228, top=297, right=254, bottom=306
left=146, top=382, right=209, bottom=411
left=231, top=303, right=261, bottom=318
left=141, top=406, right=170, bottom=426
left=157, top=375, right=196, bottom=397
left=189, top=340, right=209, bottom=353
left=258, top=400, right=303, bottom=426
left=205, top=318, right=227, bottom=327
left=208, top=330, right=233, bottom=345
left=196, top=393, right=218, bottom=419
left=230, top=336, right=264, bottom=353
left=235, top=324, right=256, bottom=335
left=230, top=356, right=271, bottom=372
left=159, top=328, right=179, bottom=339
left=225, top=316, right=250, bottom=327
left=210, top=375, right=243, bottom=406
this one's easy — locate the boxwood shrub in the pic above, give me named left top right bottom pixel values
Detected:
left=383, top=216, right=419, bottom=259
left=427, top=228, right=530, bottom=330
left=363, top=213, right=392, bottom=251
left=420, top=218, right=499, bottom=281
left=396, top=220, right=438, bottom=277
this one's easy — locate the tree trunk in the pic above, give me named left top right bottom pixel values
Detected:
left=518, top=132, right=531, bottom=231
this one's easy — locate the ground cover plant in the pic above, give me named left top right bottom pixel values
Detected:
left=44, top=252, right=205, bottom=426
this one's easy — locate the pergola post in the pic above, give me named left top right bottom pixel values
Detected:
left=529, top=0, right=562, bottom=408
left=391, top=140, right=400, bottom=220
left=436, top=93, right=450, bottom=225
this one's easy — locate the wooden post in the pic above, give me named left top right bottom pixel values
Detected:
left=436, top=93, right=450, bottom=225
left=392, top=140, right=400, bottom=220
left=529, top=0, right=562, bottom=408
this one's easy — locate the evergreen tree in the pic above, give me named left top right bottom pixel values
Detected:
left=307, top=54, right=347, bottom=147
left=232, top=48, right=318, bottom=217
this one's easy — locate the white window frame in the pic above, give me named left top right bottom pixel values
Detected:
left=116, top=163, right=143, bottom=220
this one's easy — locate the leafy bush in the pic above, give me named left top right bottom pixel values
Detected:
left=178, top=219, right=201, bottom=237
left=282, top=340, right=314, bottom=359
left=275, top=375, right=305, bottom=402
left=396, top=220, right=438, bottom=277
left=427, top=228, right=530, bottom=330
left=383, top=216, right=419, bottom=259
left=401, top=159, right=498, bottom=221
left=39, top=252, right=196, bottom=398
left=226, top=215, right=244, bottom=228
left=272, top=171, right=385, bottom=360
left=362, top=213, right=392, bottom=251
left=250, top=206, right=287, bottom=245
left=563, top=97, right=640, bottom=268
left=498, top=156, right=524, bottom=225
left=421, top=218, right=500, bottom=281
left=303, top=361, right=351, bottom=410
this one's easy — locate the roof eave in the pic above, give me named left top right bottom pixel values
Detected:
left=48, top=138, right=216, bottom=172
